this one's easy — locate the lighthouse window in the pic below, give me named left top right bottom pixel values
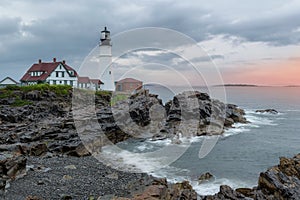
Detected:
left=109, top=71, right=111, bottom=75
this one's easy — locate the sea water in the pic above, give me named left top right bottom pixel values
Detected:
left=103, top=86, right=300, bottom=195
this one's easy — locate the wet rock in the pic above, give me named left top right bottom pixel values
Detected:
left=198, top=172, right=214, bottom=184
left=202, top=185, right=248, bottom=200
left=255, top=109, right=278, bottom=114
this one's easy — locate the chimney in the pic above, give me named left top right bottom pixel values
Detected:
left=62, top=60, right=66, bottom=64
left=53, top=58, right=56, bottom=62
left=38, top=59, right=42, bottom=64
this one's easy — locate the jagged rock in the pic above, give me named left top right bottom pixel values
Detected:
left=165, top=91, right=247, bottom=137
left=202, top=185, right=248, bottom=200
left=0, top=156, right=27, bottom=190
left=202, top=154, right=300, bottom=200
left=235, top=188, right=254, bottom=198
left=128, top=179, right=197, bottom=200
left=256, top=155, right=300, bottom=199
left=29, top=143, right=48, bottom=156
left=198, top=172, right=214, bottom=184
left=255, top=109, right=278, bottom=114
left=23, top=91, right=42, bottom=101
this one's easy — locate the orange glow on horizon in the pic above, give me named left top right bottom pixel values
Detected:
left=222, top=59, right=300, bottom=86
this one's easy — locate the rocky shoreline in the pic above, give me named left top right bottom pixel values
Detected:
left=0, top=85, right=298, bottom=199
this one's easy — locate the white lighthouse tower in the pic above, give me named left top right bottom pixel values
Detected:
left=99, top=27, right=114, bottom=91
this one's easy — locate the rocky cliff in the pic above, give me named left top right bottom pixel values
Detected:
left=0, top=85, right=248, bottom=197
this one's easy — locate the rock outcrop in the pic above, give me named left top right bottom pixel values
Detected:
left=202, top=153, right=300, bottom=200
left=255, top=109, right=278, bottom=114
left=198, top=172, right=214, bottom=184
left=165, top=91, right=247, bottom=137
left=115, top=177, right=198, bottom=200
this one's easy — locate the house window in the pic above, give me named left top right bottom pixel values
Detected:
left=62, top=72, right=65, bottom=77
left=64, top=80, right=68, bottom=85
left=59, top=65, right=62, bottom=69
left=60, top=81, right=62, bottom=84
left=56, top=72, right=59, bottom=77
left=53, top=80, right=56, bottom=85
left=70, top=80, right=73, bottom=86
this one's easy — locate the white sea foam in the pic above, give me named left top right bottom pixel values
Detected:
left=223, top=126, right=251, bottom=138
left=135, top=142, right=155, bottom=152
left=192, top=178, right=253, bottom=195
left=100, top=145, right=163, bottom=173
left=245, top=112, right=278, bottom=126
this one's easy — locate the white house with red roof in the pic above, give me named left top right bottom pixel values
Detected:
left=20, top=58, right=103, bottom=90
left=77, top=77, right=103, bottom=90
left=20, top=58, right=78, bottom=87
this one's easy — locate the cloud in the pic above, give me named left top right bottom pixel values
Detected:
left=0, top=0, right=299, bottom=85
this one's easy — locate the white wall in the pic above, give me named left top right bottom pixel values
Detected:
left=46, top=64, right=77, bottom=86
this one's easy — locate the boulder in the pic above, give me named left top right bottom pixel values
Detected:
left=198, top=172, right=214, bottom=184
left=0, top=155, right=27, bottom=190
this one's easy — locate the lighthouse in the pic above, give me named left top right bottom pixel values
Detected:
left=99, top=27, right=114, bottom=91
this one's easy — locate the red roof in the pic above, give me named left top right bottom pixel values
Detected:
left=90, top=79, right=103, bottom=84
left=116, top=78, right=142, bottom=83
left=78, top=77, right=90, bottom=83
left=78, top=77, right=103, bottom=84
left=20, top=61, right=77, bottom=82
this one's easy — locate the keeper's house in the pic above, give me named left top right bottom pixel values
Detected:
left=20, top=58, right=78, bottom=87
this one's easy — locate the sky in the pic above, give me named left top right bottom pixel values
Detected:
left=0, top=0, right=300, bottom=86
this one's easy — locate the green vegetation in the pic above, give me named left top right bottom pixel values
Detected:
left=95, top=90, right=112, bottom=97
left=0, top=89, right=13, bottom=98
left=1, top=84, right=72, bottom=97
left=110, top=93, right=129, bottom=106
left=11, top=97, right=32, bottom=107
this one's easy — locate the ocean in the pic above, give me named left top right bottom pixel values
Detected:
left=101, top=86, right=300, bottom=195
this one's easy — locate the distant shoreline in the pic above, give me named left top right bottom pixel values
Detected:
left=213, top=84, right=259, bottom=87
